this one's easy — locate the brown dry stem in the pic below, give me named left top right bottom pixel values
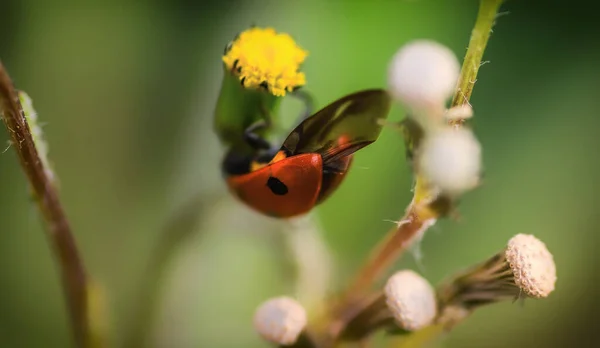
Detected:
left=0, top=62, right=89, bottom=347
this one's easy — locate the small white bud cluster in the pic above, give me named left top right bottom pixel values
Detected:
left=253, top=296, right=307, bottom=346
left=387, top=40, right=460, bottom=125
left=505, top=234, right=556, bottom=298
left=417, top=127, right=482, bottom=197
left=437, top=233, right=557, bottom=315
left=384, top=270, right=437, bottom=331
left=387, top=40, right=482, bottom=197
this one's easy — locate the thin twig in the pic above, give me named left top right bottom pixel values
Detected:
left=342, top=209, right=432, bottom=303
left=339, top=292, right=392, bottom=341
left=326, top=0, right=504, bottom=344
left=0, top=62, right=89, bottom=347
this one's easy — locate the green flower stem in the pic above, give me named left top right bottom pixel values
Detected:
left=394, top=0, right=506, bottom=346
left=214, top=71, right=281, bottom=149
left=450, top=0, right=504, bottom=111
left=326, top=0, right=504, bottom=345
left=0, top=62, right=90, bottom=347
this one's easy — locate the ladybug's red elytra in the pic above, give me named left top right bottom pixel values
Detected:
left=222, top=89, right=391, bottom=218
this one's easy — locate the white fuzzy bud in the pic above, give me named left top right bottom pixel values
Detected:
left=505, top=234, right=556, bottom=298
left=387, top=40, right=460, bottom=118
left=417, top=127, right=481, bottom=196
left=384, top=270, right=437, bottom=331
left=253, top=296, right=307, bottom=345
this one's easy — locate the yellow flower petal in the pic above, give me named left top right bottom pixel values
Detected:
left=223, top=27, right=308, bottom=97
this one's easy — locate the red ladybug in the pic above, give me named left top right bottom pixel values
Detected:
left=222, top=89, right=391, bottom=218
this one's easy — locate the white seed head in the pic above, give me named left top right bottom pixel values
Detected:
left=387, top=40, right=460, bottom=115
left=253, top=296, right=307, bottom=345
left=417, top=127, right=481, bottom=196
left=505, top=234, right=556, bottom=298
left=384, top=270, right=437, bottom=331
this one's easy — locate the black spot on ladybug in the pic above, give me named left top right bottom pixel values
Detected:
left=266, top=176, right=288, bottom=195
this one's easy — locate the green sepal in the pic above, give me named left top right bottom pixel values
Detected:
left=213, top=68, right=282, bottom=153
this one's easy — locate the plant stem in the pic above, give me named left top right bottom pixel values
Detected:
left=0, top=62, right=89, bottom=347
left=450, top=0, right=504, bottom=111
left=392, top=324, right=446, bottom=348
left=333, top=184, right=436, bottom=318
left=279, top=331, right=320, bottom=348
left=327, top=0, right=504, bottom=344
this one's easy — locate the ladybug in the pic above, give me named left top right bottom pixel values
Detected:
left=222, top=89, right=391, bottom=218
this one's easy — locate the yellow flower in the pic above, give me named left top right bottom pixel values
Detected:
left=223, top=27, right=308, bottom=97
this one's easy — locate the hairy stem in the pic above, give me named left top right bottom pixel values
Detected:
left=343, top=209, right=431, bottom=302
left=327, top=0, right=504, bottom=343
left=0, top=62, right=89, bottom=347
left=450, top=0, right=504, bottom=112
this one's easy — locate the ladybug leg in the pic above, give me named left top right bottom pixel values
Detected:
left=222, top=149, right=252, bottom=175
left=376, top=116, right=423, bottom=168
left=244, top=120, right=273, bottom=150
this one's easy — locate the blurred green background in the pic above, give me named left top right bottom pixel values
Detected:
left=1, top=0, right=599, bottom=347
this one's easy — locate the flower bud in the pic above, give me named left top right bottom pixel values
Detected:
left=215, top=27, right=307, bottom=147
left=223, top=27, right=307, bottom=97
left=417, top=127, right=481, bottom=197
left=387, top=40, right=460, bottom=119
left=384, top=270, right=437, bottom=331
left=437, top=234, right=557, bottom=314
left=253, top=296, right=307, bottom=345
left=505, top=234, right=556, bottom=298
